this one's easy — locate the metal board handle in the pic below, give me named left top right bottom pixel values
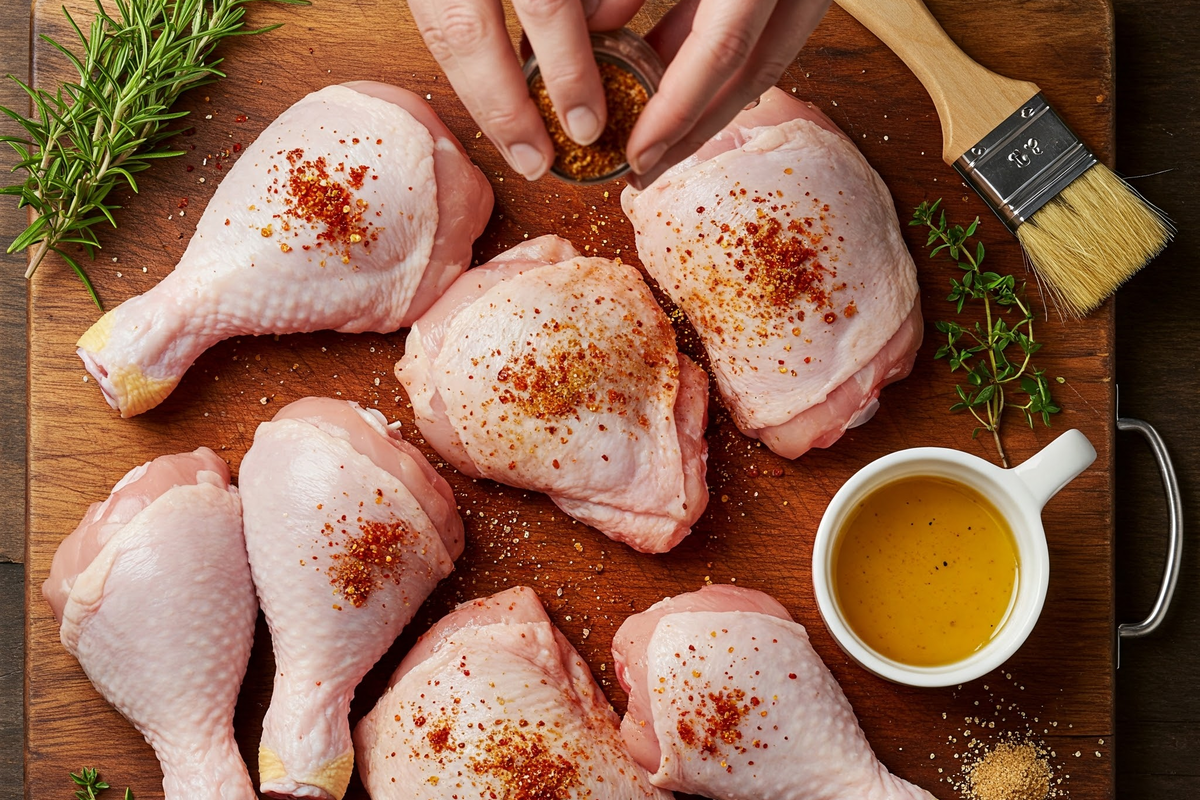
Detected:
left=1117, top=417, right=1183, bottom=640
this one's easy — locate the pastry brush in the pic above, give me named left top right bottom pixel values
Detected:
left=835, top=0, right=1173, bottom=317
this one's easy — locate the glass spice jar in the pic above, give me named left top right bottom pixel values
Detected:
left=523, top=29, right=665, bottom=184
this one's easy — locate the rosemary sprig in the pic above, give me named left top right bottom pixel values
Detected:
left=911, top=199, right=1061, bottom=467
left=0, top=0, right=308, bottom=309
left=70, top=767, right=132, bottom=800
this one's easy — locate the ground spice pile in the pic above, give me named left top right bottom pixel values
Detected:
left=531, top=61, right=648, bottom=181
left=467, top=724, right=582, bottom=800
left=282, top=148, right=375, bottom=260
left=324, top=516, right=410, bottom=608
left=736, top=216, right=830, bottom=310
left=964, top=741, right=1053, bottom=800
left=497, top=339, right=609, bottom=420
left=677, top=688, right=750, bottom=756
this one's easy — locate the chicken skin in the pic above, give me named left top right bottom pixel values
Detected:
left=354, top=586, right=670, bottom=800
left=622, top=87, right=922, bottom=459
left=239, top=397, right=464, bottom=800
left=78, top=81, right=493, bottom=417
left=44, top=449, right=257, bottom=800
left=396, top=234, right=709, bottom=553
left=613, top=585, right=934, bottom=800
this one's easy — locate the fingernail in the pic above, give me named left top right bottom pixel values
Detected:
left=565, top=106, right=603, bottom=146
left=631, top=142, right=668, bottom=175
left=509, top=143, right=547, bottom=180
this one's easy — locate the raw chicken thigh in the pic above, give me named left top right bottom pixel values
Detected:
left=622, top=87, right=922, bottom=459
left=43, top=448, right=257, bottom=800
left=239, top=397, right=464, bottom=800
left=354, top=586, right=670, bottom=799
left=397, top=234, right=709, bottom=553
left=78, top=81, right=493, bottom=417
left=613, top=585, right=934, bottom=800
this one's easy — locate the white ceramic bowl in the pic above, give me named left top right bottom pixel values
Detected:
left=812, top=429, right=1096, bottom=687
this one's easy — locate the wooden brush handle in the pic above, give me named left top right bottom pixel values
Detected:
left=835, top=0, right=1041, bottom=164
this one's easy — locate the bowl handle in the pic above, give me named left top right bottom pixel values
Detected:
left=1116, top=417, right=1183, bottom=643
left=1012, top=428, right=1097, bottom=510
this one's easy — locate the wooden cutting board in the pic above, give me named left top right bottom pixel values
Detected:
left=25, top=1, right=1117, bottom=797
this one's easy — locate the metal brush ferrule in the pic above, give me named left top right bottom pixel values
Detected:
left=953, top=94, right=1098, bottom=233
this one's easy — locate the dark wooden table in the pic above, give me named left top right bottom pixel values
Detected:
left=1, top=1, right=1195, bottom=798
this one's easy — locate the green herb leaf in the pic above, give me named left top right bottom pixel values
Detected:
left=2, top=0, right=309, bottom=309
left=914, top=199, right=1062, bottom=466
left=69, top=768, right=133, bottom=800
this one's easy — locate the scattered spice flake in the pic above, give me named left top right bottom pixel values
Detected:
left=323, top=517, right=410, bottom=607
left=347, top=164, right=369, bottom=190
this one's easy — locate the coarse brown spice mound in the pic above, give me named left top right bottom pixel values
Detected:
left=965, top=741, right=1053, bottom=800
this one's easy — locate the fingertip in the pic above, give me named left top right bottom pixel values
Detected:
left=508, top=142, right=552, bottom=181
left=565, top=105, right=604, bottom=146
left=629, top=141, right=668, bottom=177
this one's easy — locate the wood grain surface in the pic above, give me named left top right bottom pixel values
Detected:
left=1, top=7, right=31, bottom=797
left=0, top=1, right=29, bottom=564
left=22, top=1, right=1124, bottom=798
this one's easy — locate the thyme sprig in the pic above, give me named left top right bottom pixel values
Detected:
left=911, top=199, right=1060, bottom=467
left=0, top=0, right=307, bottom=309
left=70, top=767, right=132, bottom=800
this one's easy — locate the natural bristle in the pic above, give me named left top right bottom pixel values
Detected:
left=1017, top=164, right=1173, bottom=317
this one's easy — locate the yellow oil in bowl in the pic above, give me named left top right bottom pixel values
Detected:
left=832, top=475, right=1019, bottom=667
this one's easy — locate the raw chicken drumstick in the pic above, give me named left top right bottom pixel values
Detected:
left=239, top=397, right=464, bottom=800
left=623, top=87, right=922, bottom=459
left=354, top=586, right=671, bottom=799
left=613, top=585, right=935, bottom=800
left=77, top=81, right=493, bottom=417
left=396, top=234, right=709, bottom=553
left=43, top=448, right=257, bottom=800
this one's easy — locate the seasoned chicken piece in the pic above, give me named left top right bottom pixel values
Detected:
left=396, top=234, right=709, bottom=553
left=623, top=87, right=922, bottom=459
left=78, top=81, right=493, bottom=417
left=613, top=585, right=934, bottom=800
left=43, top=449, right=257, bottom=800
left=354, top=586, right=671, bottom=800
left=239, top=397, right=463, bottom=800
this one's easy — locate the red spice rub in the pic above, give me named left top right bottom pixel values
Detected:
left=426, top=718, right=455, bottom=755
left=491, top=312, right=676, bottom=433
left=467, top=723, right=583, bottom=800
left=322, top=516, right=410, bottom=608
left=677, top=688, right=750, bottom=758
left=671, top=192, right=844, bottom=357
left=282, top=148, right=377, bottom=261
left=737, top=217, right=829, bottom=309
left=497, top=339, right=612, bottom=420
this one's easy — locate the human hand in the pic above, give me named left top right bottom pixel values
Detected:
left=627, top=0, right=831, bottom=187
left=407, top=0, right=831, bottom=184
